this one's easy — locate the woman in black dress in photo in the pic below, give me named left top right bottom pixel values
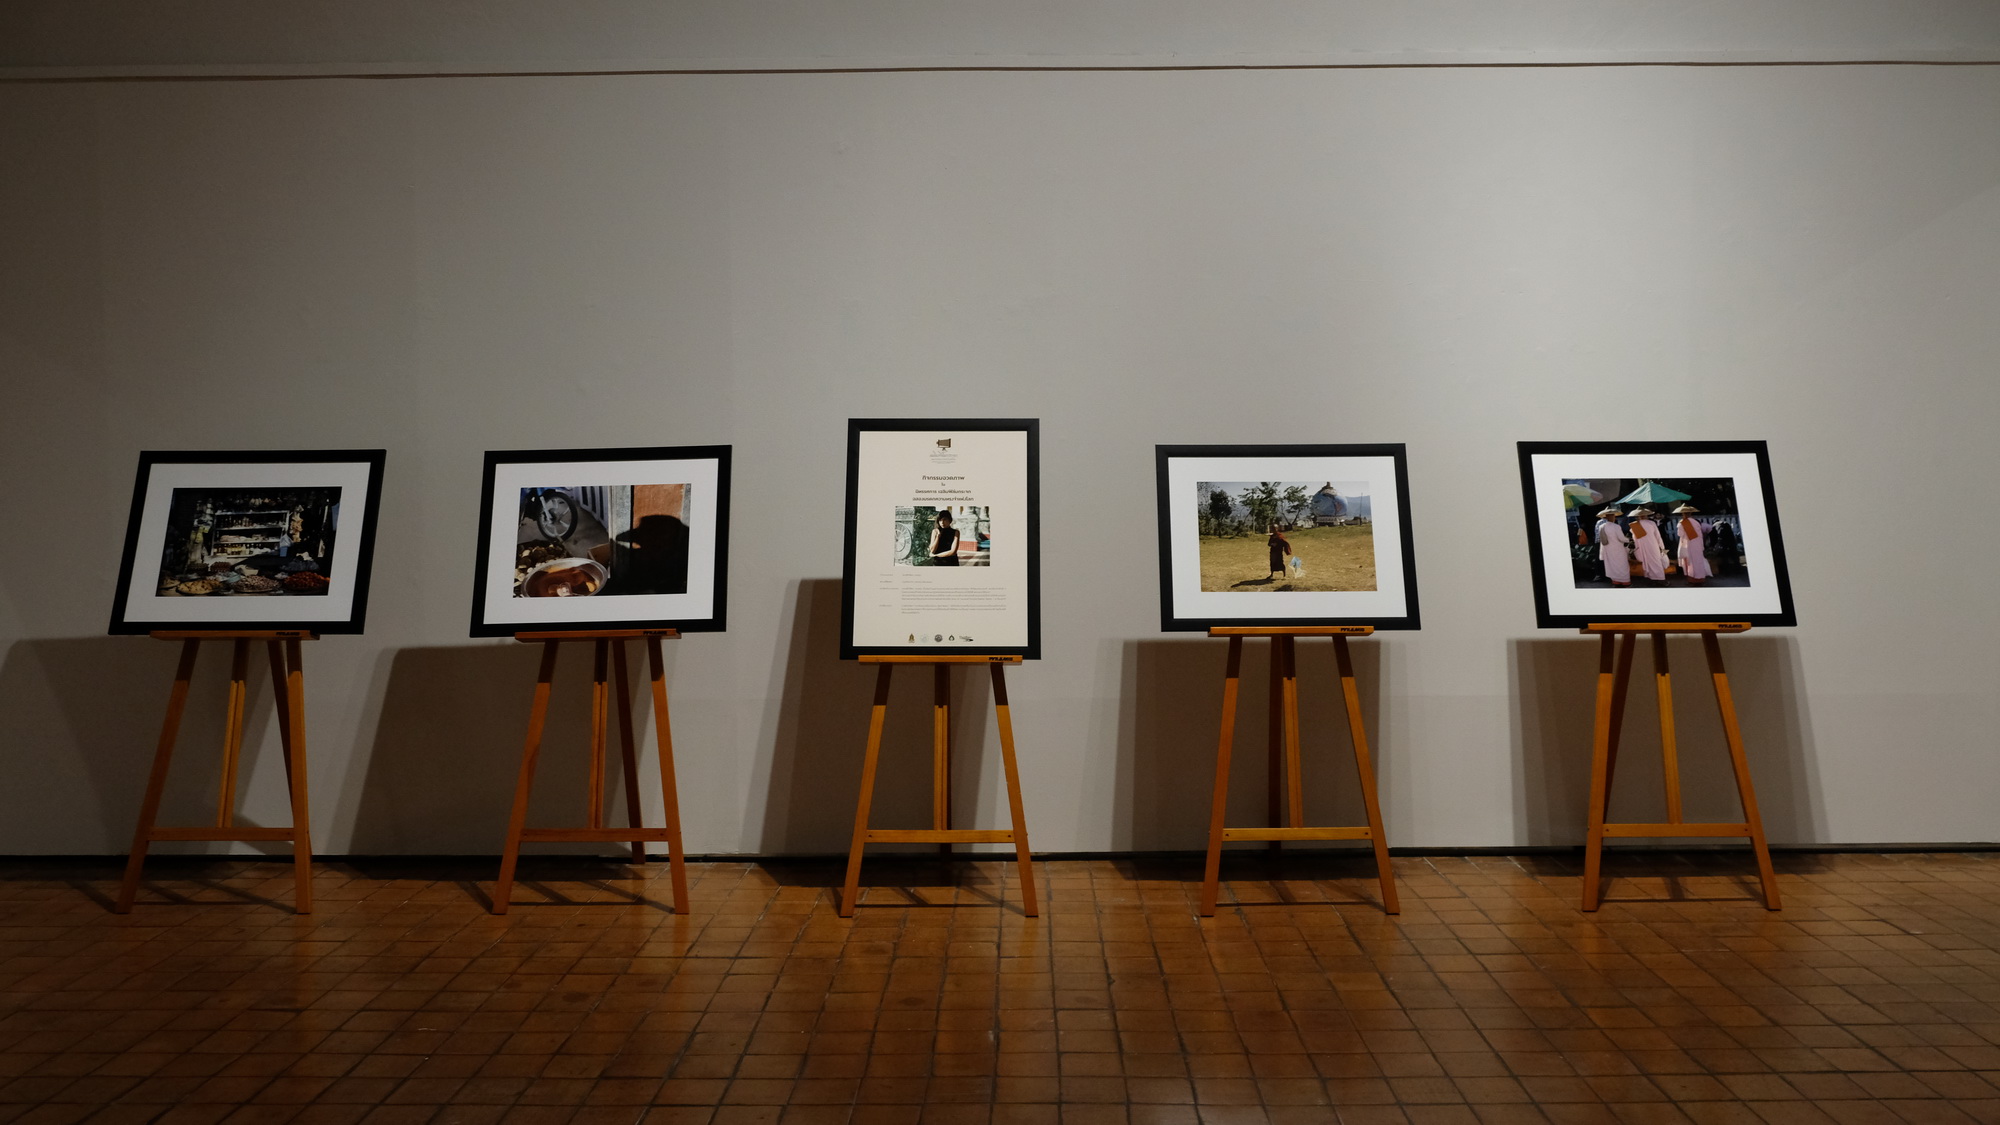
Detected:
left=928, top=510, right=961, bottom=566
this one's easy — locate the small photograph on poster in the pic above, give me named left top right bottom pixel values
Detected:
left=1156, top=445, right=1420, bottom=632
left=472, top=447, right=731, bottom=636
left=892, top=505, right=992, bottom=568
left=1193, top=481, right=1375, bottom=592
left=108, top=450, right=387, bottom=634
left=1517, top=441, right=1795, bottom=628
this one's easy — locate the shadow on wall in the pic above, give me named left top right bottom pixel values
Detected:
left=0, top=636, right=293, bottom=854
left=1508, top=634, right=1823, bottom=846
left=340, top=641, right=633, bottom=854
left=757, top=578, right=993, bottom=857
left=1114, top=636, right=1384, bottom=853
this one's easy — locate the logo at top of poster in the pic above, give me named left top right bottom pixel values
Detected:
left=928, top=438, right=958, bottom=465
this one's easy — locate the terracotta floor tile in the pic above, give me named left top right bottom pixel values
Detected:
left=3, top=854, right=1998, bottom=1122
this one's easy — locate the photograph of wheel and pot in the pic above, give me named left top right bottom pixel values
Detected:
left=470, top=445, right=732, bottom=636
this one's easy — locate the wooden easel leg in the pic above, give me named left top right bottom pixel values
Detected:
left=1653, top=633, right=1683, bottom=824
left=611, top=641, right=646, bottom=863
left=840, top=664, right=894, bottom=917
left=991, top=664, right=1037, bottom=918
left=1703, top=634, right=1781, bottom=909
left=1280, top=637, right=1304, bottom=831
left=1333, top=637, right=1398, bottom=914
left=281, top=639, right=313, bottom=914
left=588, top=640, right=609, bottom=832
left=215, top=639, right=251, bottom=827
left=934, top=663, right=952, bottom=857
left=1199, top=638, right=1244, bottom=918
left=647, top=637, right=689, bottom=913
left=117, top=640, right=201, bottom=914
left=1582, top=633, right=1618, bottom=911
left=1266, top=637, right=1283, bottom=854
left=495, top=641, right=561, bottom=915
left=266, top=643, right=292, bottom=793
left=1603, top=634, right=1636, bottom=812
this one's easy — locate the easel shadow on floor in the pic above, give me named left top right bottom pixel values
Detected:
left=754, top=856, right=1019, bottom=910
left=1520, top=847, right=1835, bottom=905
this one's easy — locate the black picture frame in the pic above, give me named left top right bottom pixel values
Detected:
left=840, top=418, right=1041, bottom=660
left=469, top=445, right=732, bottom=637
left=1516, top=440, right=1797, bottom=629
left=109, top=449, right=387, bottom=635
left=1155, top=444, right=1422, bottom=632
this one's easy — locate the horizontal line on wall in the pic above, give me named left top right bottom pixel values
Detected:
left=4, top=58, right=1999, bottom=85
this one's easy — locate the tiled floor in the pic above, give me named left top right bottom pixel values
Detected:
left=2, top=851, right=1999, bottom=1125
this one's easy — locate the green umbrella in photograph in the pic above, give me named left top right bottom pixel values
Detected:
left=1615, top=480, right=1692, bottom=506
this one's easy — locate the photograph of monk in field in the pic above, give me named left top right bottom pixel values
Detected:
left=1195, top=481, right=1377, bottom=592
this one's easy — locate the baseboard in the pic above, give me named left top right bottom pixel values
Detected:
left=4, top=842, right=1997, bottom=865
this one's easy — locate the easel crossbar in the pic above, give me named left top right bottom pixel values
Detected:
left=866, top=829, right=1018, bottom=844
left=1221, top=826, right=1373, bottom=842
left=518, top=828, right=685, bottom=842
left=1600, top=823, right=1753, bottom=838
left=146, top=828, right=299, bottom=842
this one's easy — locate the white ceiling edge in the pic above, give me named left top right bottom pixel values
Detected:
left=6, top=49, right=2000, bottom=81
left=4, top=0, right=1999, bottom=77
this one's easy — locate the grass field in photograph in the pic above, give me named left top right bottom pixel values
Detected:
left=1198, top=525, right=1376, bottom=592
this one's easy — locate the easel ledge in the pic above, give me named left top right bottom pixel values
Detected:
left=860, top=654, right=1022, bottom=664
left=1210, top=625, right=1374, bottom=637
left=514, top=628, right=680, bottom=641
left=1580, top=622, right=1749, bottom=634
left=150, top=630, right=320, bottom=640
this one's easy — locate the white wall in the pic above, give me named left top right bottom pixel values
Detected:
left=3, top=8, right=1997, bottom=855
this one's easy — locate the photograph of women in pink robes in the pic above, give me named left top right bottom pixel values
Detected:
left=1595, top=507, right=1631, bottom=586
left=1628, top=507, right=1669, bottom=582
left=1674, top=503, right=1711, bottom=584
left=1562, top=478, right=1750, bottom=589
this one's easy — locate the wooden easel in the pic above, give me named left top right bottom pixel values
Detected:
left=1199, top=626, right=1398, bottom=916
left=840, top=655, right=1038, bottom=917
left=117, top=631, right=316, bottom=914
left=1580, top=622, right=1779, bottom=911
left=493, top=629, right=689, bottom=915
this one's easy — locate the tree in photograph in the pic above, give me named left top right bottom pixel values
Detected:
left=1239, top=482, right=1281, bottom=532
left=1204, top=488, right=1236, bottom=536
left=1282, top=485, right=1311, bottom=529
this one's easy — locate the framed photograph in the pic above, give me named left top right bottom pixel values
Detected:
left=841, top=419, right=1039, bottom=660
left=470, top=446, right=731, bottom=636
left=1517, top=440, right=1796, bottom=628
left=109, top=449, right=387, bottom=635
left=1155, top=444, right=1421, bottom=632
